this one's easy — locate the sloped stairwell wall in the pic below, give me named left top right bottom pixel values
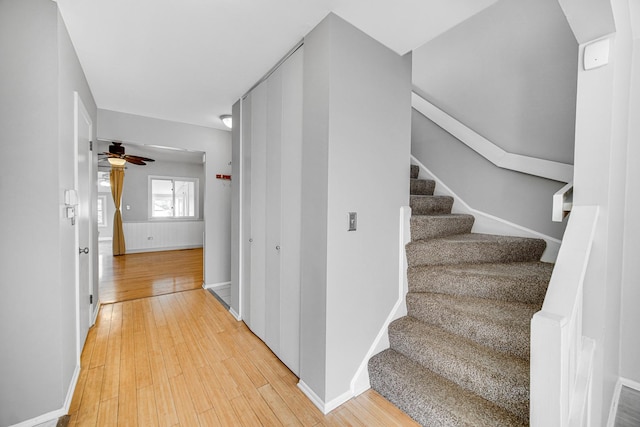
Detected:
left=411, top=0, right=578, bottom=240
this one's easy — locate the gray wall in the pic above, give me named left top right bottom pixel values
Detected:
left=300, top=13, right=411, bottom=402
left=97, top=110, right=232, bottom=286
left=412, top=110, right=568, bottom=239
left=410, top=0, right=577, bottom=239
left=0, top=1, right=98, bottom=424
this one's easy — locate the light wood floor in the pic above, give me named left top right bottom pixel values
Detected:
left=68, top=289, right=419, bottom=426
left=98, top=242, right=203, bottom=303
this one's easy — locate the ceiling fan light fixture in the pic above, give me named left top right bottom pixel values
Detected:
left=220, top=115, right=232, bottom=129
left=108, top=157, right=127, bottom=166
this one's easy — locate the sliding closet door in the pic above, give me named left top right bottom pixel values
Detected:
left=265, top=66, right=283, bottom=354
left=241, top=47, right=303, bottom=375
left=276, top=48, right=303, bottom=374
left=246, top=81, right=268, bottom=341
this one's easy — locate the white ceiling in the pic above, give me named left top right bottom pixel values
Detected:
left=56, top=0, right=497, bottom=130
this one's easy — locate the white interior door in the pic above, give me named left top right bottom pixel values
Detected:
left=75, top=93, right=93, bottom=355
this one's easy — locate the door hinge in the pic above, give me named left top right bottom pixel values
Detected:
left=89, top=140, right=93, bottom=151
left=90, top=295, right=93, bottom=304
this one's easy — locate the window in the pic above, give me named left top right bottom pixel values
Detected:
left=97, top=195, right=107, bottom=227
left=149, top=176, right=199, bottom=219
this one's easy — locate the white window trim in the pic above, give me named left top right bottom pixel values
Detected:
left=148, top=175, right=200, bottom=220
left=97, top=195, right=108, bottom=227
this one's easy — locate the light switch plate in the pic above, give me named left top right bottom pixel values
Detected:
left=348, top=212, right=357, bottom=231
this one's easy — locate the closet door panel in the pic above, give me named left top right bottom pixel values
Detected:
left=265, top=67, right=283, bottom=352
left=248, top=81, right=268, bottom=341
left=278, top=48, right=303, bottom=375
left=241, top=94, right=253, bottom=325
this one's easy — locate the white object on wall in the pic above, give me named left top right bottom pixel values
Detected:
left=583, top=37, right=610, bottom=71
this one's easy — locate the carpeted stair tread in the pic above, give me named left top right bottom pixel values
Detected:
left=410, top=178, right=435, bottom=196
left=406, top=292, right=537, bottom=359
left=406, top=233, right=546, bottom=267
left=410, top=164, right=420, bottom=179
left=411, top=214, right=475, bottom=240
left=368, top=349, right=528, bottom=427
left=407, top=262, right=552, bottom=304
left=410, top=195, right=454, bottom=215
left=389, top=316, right=529, bottom=420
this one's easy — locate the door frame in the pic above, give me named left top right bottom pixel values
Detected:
left=74, top=92, right=94, bottom=362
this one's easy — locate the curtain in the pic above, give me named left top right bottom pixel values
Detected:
left=110, top=166, right=126, bottom=256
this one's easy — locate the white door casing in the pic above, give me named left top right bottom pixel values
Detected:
left=74, top=92, right=93, bottom=359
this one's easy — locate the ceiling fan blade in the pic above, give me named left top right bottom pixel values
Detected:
left=124, top=154, right=155, bottom=162
left=125, top=157, right=146, bottom=165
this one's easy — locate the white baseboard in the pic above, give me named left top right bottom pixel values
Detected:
left=297, top=380, right=353, bottom=415
left=229, top=307, right=241, bottom=321
left=203, top=281, right=231, bottom=291
left=91, top=301, right=101, bottom=326
left=10, top=364, right=80, bottom=427
left=411, top=155, right=562, bottom=262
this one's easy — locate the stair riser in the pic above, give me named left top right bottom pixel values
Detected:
left=411, top=215, right=474, bottom=240
left=410, top=179, right=435, bottom=196
left=389, top=322, right=529, bottom=419
left=369, top=350, right=528, bottom=426
left=407, top=268, right=548, bottom=304
left=406, top=239, right=546, bottom=267
left=406, top=294, right=531, bottom=359
left=410, top=164, right=419, bottom=179
left=410, top=195, right=454, bottom=215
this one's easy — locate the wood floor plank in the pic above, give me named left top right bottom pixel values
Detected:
left=152, top=378, right=179, bottom=427
left=230, top=394, right=264, bottom=426
left=198, top=365, right=243, bottom=425
left=197, top=408, right=223, bottom=427
left=259, top=383, right=303, bottom=426
left=75, top=366, right=104, bottom=427
left=96, top=396, right=118, bottom=427
left=136, top=385, right=159, bottom=426
left=169, top=374, right=201, bottom=427
left=89, top=304, right=112, bottom=369
left=174, top=343, right=212, bottom=413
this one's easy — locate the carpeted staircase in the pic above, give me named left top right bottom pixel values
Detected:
left=368, top=164, right=554, bottom=426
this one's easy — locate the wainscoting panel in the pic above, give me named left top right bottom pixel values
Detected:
left=123, top=220, right=204, bottom=252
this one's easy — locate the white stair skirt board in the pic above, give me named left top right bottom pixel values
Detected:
left=412, top=156, right=561, bottom=263
left=411, top=92, right=574, bottom=183
left=350, top=206, right=411, bottom=397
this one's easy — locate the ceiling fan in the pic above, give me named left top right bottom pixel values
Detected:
left=101, top=142, right=155, bottom=166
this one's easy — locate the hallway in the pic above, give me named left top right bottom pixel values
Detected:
left=68, top=289, right=419, bottom=425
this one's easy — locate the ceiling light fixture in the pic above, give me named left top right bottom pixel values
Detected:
left=108, top=157, right=127, bottom=166
left=220, top=115, right=232, bottom=129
